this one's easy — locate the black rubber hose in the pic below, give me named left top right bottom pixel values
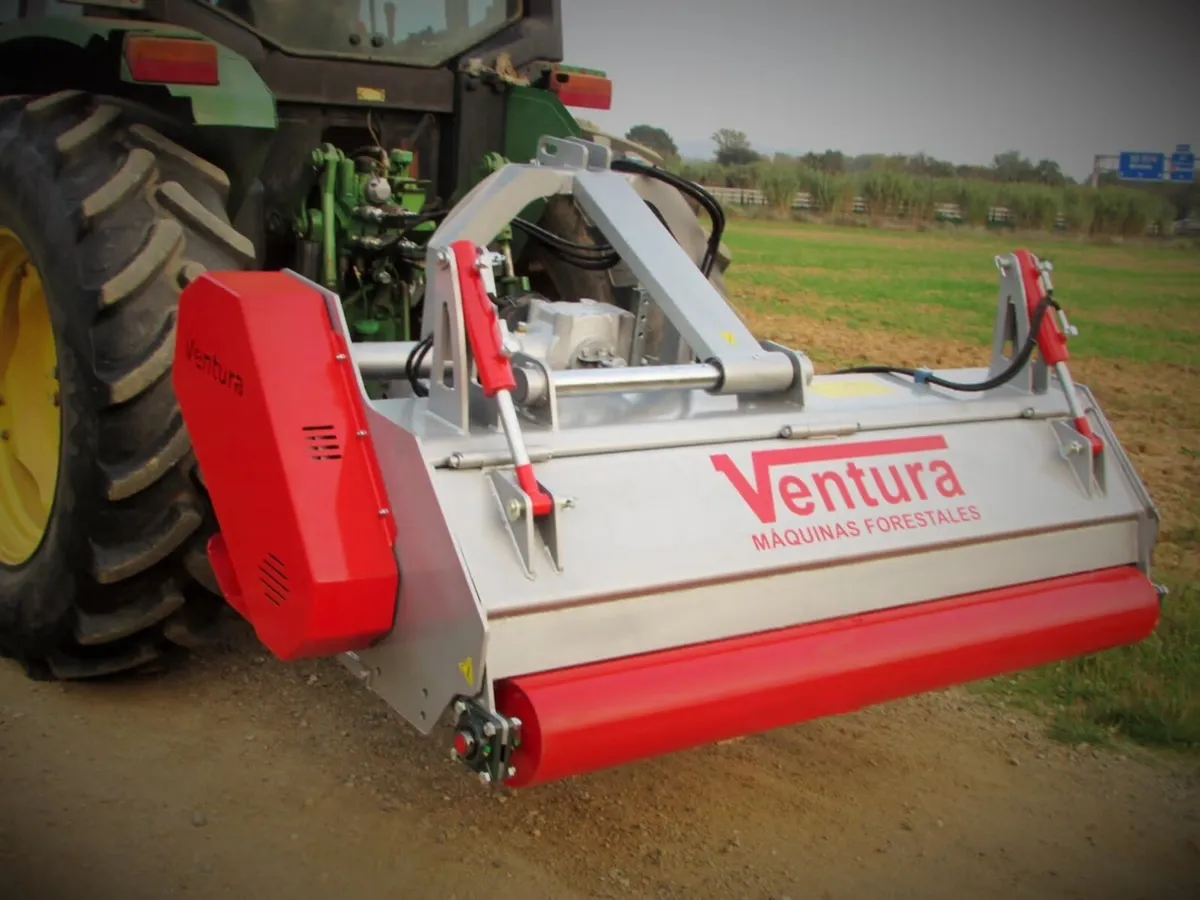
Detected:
left=404, top=333, right=434, bottom=397
left=834, top=294, right=1061, bottom=393
left=511, top=217, right=622, bottom=270
left=610, top=158, right=725, bottom=277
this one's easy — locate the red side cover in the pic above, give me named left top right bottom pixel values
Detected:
left=173, top=272, right=399, bottom=660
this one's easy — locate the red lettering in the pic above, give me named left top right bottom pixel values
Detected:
left=779, top=475, right=814, bottom=516
left=905, top=462, right=928, bottom=500
left=967, top=504, right=982, bottom=521
left=771, top=530, right=786, bottom=549
left=888, top=514, right=904, bottom=531
left=845, top=520, right=861, bottom=537
left=712, top=435, right=960, bottom=525
left=752, top=533, right=771, bottom=551
left=712, top=455, right=777, bottom=524
left=935, top=509, right=951, bottom=526
left=871, top=465, right=911, bottom=504
left=813, top=471, right=855, bottom=512
left=902, top=513, right=917, bottom=530
left=816, top=524, right=834, bottom=541
left=845, top=462, right=878, bottom=508
left=930, top=460, right=965, bottom=498
left=784, top=529, right=802, bottom=546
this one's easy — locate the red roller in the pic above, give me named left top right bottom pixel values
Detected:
left=494, top=566, right=1160, bottom=789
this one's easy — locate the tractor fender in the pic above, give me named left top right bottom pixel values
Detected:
left=0, top=16, right=276, bottom=131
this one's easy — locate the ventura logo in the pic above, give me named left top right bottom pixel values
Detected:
left=710, top=435, right=982, bottom=552
left=186, top=338, right=245, bottom=398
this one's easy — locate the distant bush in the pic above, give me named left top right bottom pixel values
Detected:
left=675, top=160, right=1184, bottom=237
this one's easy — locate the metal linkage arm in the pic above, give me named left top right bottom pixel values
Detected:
left=419, top=136, right=805, bottom=433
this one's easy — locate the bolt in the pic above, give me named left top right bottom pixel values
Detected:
left=378, top=508, right=390, bottom=517
left=356, top=430, right=367, bottom=438
left=779, top=425, right=794, bottom=439
left=335, top=353, right=347, bottom=361
left=479, top=771, right=492, bottom=786
left=506, top=499, right=523, bottom=521
left=560, top=497, right=576, bottom=510
left=436, top=249, right=451, bottom=269
left=482, top=722, right=497, bottom=737
left=454, top=700, right=468, bottom=716
left=1067, top=441, right=1085, bottom=455
left=506, top=766, right=517, bottom=778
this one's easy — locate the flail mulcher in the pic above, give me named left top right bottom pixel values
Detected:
left=174, top=137, right=1163, bottom=789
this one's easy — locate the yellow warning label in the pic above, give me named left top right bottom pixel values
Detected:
left=809, top=380, right=896, bottom=399
left=721, top=331, right=737, bottom=345
left=458, top=657, right=475, bottom=686
left=356, top=86, right=387, bottom=102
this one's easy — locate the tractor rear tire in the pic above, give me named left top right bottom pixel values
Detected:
left=0, top=92, right=255, bottom=680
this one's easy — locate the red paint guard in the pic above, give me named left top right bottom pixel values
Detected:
left=494, top=566, right=1159, bottom=789
left=173, top=272, right=399, bottom=660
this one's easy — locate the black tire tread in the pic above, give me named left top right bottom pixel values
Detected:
left=81, top=147, right=157, bottom=223
left=89, top=499, right=204, bottom=585
left=99, top=218, right=185, bottom=309
left=0, top=93, right=251, bottom=678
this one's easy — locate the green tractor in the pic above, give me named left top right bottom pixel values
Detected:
left=0, top=0, right=730, bottom=679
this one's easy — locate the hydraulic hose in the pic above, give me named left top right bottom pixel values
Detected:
left=834, top=294, right=1061, bottom=393
left=610, top=158, right=726, bottom=278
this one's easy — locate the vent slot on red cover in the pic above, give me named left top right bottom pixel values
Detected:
left=259, top=553, right=289, bottom=607
left=302, top=424, right=342, bottom=461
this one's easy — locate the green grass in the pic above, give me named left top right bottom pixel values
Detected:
left=721, top=219, right=1200, bottom=754
left=722, top=219, right=1200, bottom=367
left=976, top=581, right=1200, bottom=751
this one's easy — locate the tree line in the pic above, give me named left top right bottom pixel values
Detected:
left=622, top=125, right=1198, bottom=236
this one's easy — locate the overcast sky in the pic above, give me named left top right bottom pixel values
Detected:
left=560, top=0, right=1200, bottom=180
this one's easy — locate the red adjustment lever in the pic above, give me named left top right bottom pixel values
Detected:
left=450, top=240, right=554, bottom=518
left=1013, top=249, right=1103, bottom=458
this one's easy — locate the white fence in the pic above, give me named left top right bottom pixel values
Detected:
left=700, top=185, right=1069, bottom=228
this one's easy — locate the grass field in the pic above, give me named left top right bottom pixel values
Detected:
left=720, top=218, right=1200, bottom=753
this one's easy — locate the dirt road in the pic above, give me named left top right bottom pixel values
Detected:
left=1, top=620, right=1197, bottom=900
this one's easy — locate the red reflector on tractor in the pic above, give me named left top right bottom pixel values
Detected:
left=125, top=36, right=220, bottom=86
left=549, top=65, right=612, bottom=110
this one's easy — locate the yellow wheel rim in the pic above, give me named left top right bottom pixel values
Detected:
left=0, top=228, right=61, bottom=566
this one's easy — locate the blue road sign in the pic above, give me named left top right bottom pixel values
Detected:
left=1170, top=149, right=1195, bottom=183
left=1119, top=152, right=1166, bottom=180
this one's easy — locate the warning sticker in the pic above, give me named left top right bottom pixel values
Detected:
left=458, top=657, right=475, bottom=686
left=711, top=434, right=983, bottom=552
